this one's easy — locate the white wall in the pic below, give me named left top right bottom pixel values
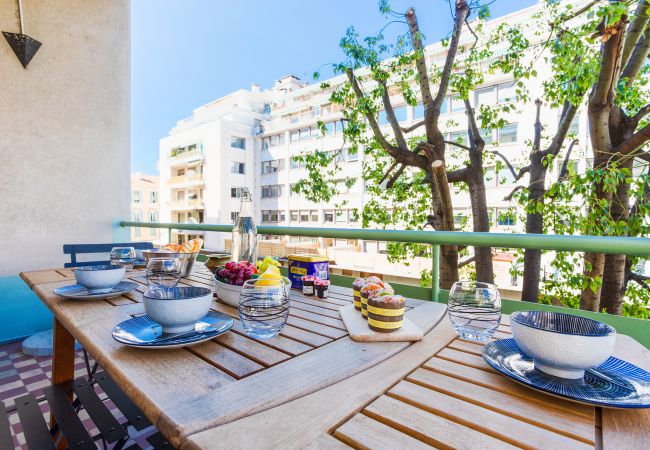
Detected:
left=0, top=0, right=130, bottom=275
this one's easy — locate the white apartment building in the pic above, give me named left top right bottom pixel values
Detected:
left=158, top=2, right=591, bottom=288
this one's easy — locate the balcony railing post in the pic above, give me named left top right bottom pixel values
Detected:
left=431, top=244, right=440, bottom=302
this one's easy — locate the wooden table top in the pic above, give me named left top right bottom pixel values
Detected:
left=183, top=300, right=650, bottom=450
left=20, top=264, right=446, bottom=448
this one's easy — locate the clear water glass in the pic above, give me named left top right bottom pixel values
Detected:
left=110, top=247, right=136, bottom=270
left=146, top=257, right=182, bottom=289
left=448, top=281, right=501, bottom=342
left=238, top=279, right=289, bottom=339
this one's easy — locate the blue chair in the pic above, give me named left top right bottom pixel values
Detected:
left=63, top=242, right=154, bottom=268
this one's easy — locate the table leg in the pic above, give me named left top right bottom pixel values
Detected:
left=50, top=318, right=75, bottom=448
left=52, top=317, right=75, bottom=385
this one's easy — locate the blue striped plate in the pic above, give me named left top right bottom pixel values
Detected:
left=483, top=338, right=650, bottom=408
left=112, top=310, right=233, bottom=349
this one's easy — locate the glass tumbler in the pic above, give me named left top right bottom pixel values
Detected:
left=146, top=257, right=182, bottom=289
left=110, top=247, right=137, bottom=270
left=448, top=281, right=501, bottom=342
left=238, top=279, right=289, bottom=339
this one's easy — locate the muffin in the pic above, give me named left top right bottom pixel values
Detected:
left=360, top=283, right=384, bottom=319
left=367, top=294, right=406, bottom=333
left=352, top=277, right=366, bottom=310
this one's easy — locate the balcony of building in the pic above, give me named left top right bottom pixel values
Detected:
left=2, top=1, right=650, bottom=449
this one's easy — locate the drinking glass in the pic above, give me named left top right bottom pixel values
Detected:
left=448, top=281, right=501, bottom=342
left=238, top=279, right=289, bottom=339
left=146, top=258, right=182, bottom=289
left=110, top=247, right=136, bottom=270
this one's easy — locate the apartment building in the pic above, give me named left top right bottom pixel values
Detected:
left=158, top=2, right=592, bottom=288
left=130, top=173, right=162, bottom=245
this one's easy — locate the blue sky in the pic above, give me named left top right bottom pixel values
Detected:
left=131, top=0, right=537, bottom=174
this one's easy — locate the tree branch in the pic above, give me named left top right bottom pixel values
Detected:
left=464, top=98, right=484, bottom=151
left=446, top=166, right=471, bottom=183
left=405, top=8, right=437, bottom=140
left=489, top=150, right=518, bottom=179
left=632, top=104, right=650, bottom=124
left=621, top=0, right=649, bottom=69
left=558, top=139, right=580, bottom=181
left=401, top=120, right=425, bottom=133
left=378, top=79, right=409, bottom=151
left=444, top=140, right=471, bottom=151
left=614, top=122, right=650, bottom=155
left=504, top=185, right=526, bottom=201
left=346, top=69, right=427, bottom=169
left=590, top=16, right=627, bottom=107
left=542, top=101, right=578, bottom=157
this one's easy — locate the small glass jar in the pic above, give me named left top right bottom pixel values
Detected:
left=301, top=275, right=316, bottom=296
left=314, top=279, right=330, bottom=299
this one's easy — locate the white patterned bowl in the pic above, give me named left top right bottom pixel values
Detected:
left=143, top=287, right=212, bottom=333
left=74, top=265, right=125, bottom=294
left=510, top=311, right=616, bottom=379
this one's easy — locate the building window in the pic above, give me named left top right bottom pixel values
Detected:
left=324, top=210, right=334, bottom=223
left=261, top=210, right=284, bottom=223
left=497, top=209, right=516, bottom=226
left=290, top=157, right=303, bottom=170
left=475, top=86, right=495, bottom=109
left=414, top=103, right=425, bottom=119
left=451, top=95, right=466, bottom=113
left=497, top=123, right=517, bottom=144
left=261, top=185, right=283, bottom=198
left=150, top=191, right=158, bottom=203
left=132, top=190, right=141, bottom=203
left=440, top=96, right=450, bottom=114
left=484, top=167, right=497, bottom=187
left=449, top=131, right=469, bottom=146
left=231, top=137, right=246, bottom=149
left=498, top=167, right=517, bottom=186
left=231, top=162, right=245, bottom=174
left=231, top=187, right=246, bottom=198
left=261, top=159, right=285, bottom=174
left=497, top=82, right=516, bottom=103
left=479, top=128, right=493, bottom=145
left=231, top=212, right=239, bottom=223
left=324, top=122, right=335, bottom=136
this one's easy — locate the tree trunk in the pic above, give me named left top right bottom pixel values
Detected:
left=599, top=158, right=632, bottom=314
left=521, top=152, right=547, bottom=302
left=430, top=160, right=458, bottom=289
left=467, top=150, right=493, bottom=283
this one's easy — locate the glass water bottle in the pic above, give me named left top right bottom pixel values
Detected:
left=232, top=189, right=258, bottom=264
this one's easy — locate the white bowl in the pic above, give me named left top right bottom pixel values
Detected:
left=213, top=279, right=242, bottom=307
left=143, top=287, right=213, bottom=333
left=213, top=276, right=292, bottom=308
left=510, top=311, right=616, bottom=379
left=75, top=265, right=125, bottom=294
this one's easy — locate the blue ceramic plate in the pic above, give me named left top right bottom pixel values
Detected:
left=483, top=339, right=650, bottom=408
left=53, top=281, right=138, bottom=300
left=112, top=310, right=233, bottom=349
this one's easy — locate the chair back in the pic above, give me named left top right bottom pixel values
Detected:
left=63, top=242, right=154, bottom=268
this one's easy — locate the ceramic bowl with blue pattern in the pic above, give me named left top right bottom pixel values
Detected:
left=74, top=265, right=126, bottom=294
left=143, top=286, right=213, bottom=333
left=510, top=310, right=616, bottom=379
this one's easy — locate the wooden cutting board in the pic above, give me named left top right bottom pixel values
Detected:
left=339, top=304, right=423, bottom=342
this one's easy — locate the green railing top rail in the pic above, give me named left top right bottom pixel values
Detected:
left=119, top=221, right=650, bottom=256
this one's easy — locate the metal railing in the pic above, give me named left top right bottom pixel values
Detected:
left=119, top=221, right=650, bottom=347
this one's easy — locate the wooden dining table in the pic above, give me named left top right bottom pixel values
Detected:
left=20, top=264, right=650, bottom=449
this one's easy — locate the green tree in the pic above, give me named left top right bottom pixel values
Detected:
left=295, top=0, right=528, bottom=288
